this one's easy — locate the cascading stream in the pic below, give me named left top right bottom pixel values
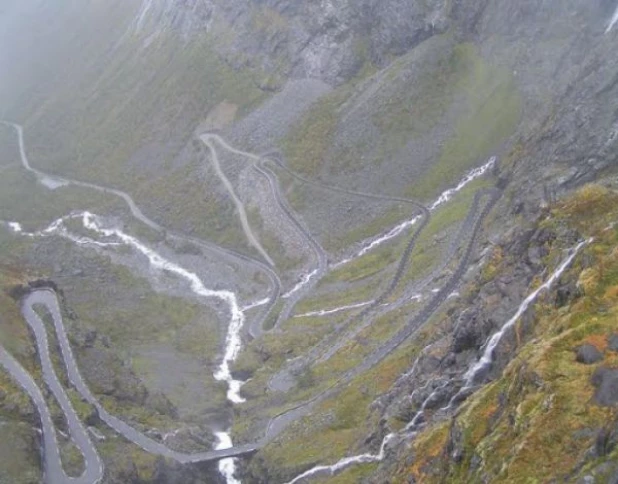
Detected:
left=293, top=300, right=374, bottom=318
left=5, top=213, right=251, bottom=482
left=282, top=235, right=590, bottom=484
left=1, top=121, right=287, bottom=483
left=607, top=3, right=618, bottom=33
left=331, top=157, right=496, bottom=268
left=284, top=434, right=396, bottom=484
left=0, top=121, right=280, bottom=337
left=281, top=269, right=319, bottom=299
left=0, top=119, right=524, bottom=484
left=78, top=214, right=247, bottom=482
left=438, top=238, right=592, bottom=411
left=462, top=239, right=592, bottom=386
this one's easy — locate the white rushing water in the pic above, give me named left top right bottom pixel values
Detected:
left=404, top=381, right=451, bottom=432
left=462, top=238, right=591, bottom=387
left=355, top=216, right=421, bottom=259
left=294, top=300, right=374, bottom=318
left=241, top=297, right=271, bottom=312
left=8, top=222, right=22, bottom=233
left=215, top=432, right=242, bottom=484
left=6, top=215, right=122, bottom=248
left=429, top=157, right=496, bottom=211
left=285, top=433, right=396, bottom=484
left=282, top=269, right=319, bottom=299
left=332, top=157, right=496, bottom=268
left=607, top=4, right=618, bottom=33
left=5, top=212, right=247, bottom=483
left=284, top=237, right=590, bottom=483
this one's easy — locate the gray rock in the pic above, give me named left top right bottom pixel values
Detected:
left=582, top=462, right=618, bottom=484
left=527, top=246, right=543, bottom=267
left=577, top=477, right=595, bottom=484
left=591, top=367, right=618, bottom=407
left=608, top=334, right=618, bottom=352
left=137, top=0, right=450, bottom=85
left=452, top=309, right=493, bottom=354
left=594, top=424, right=618, bottom=457
left=576, top=344, right=604, bottom=365
left=556, top=281, right=581, bottom=308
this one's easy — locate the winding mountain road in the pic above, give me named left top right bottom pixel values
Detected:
left=271, top=188, right=499, bottom=393
left=316, top=188, right=489, bottom=365
left=0, top=337, right=102, bottom=484
left=264, top=154, right=433, bottom=391
left=201, top=134, right=330, bottom=333
left=200, top=134, right=275, bottom=267
left=0, top=121, right=282, bottom=341
left=0, top=120, right=502, bottom=484
left=258, top=189, right=503, bottom=448
left=26, top=290, right=261, bottom=464
left=251, top=157, right=329, bottom=330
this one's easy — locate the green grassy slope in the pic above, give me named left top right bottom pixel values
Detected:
left=398, top=185, right=618, bottom=483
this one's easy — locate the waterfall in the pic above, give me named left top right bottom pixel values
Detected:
left=607, top=4, right=618, bottom=33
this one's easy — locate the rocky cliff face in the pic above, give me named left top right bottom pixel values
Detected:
left=375, top=186, right=618, bottom=483
left=2, top=0, right=618, bottom=483
left=132, top=0, right=618, bottom=199
left=135, top=0, right=450, bottom=85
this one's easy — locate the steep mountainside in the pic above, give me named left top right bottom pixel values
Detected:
left=0, top=1, right=617, bottom=483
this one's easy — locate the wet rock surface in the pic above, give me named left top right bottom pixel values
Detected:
left=2, top=0, right=618, bottom=482
left=608, top=334, right=618, bottom=352
left=576, top=344, right=605, bottom=365
left=145, top=0, right=451, bottom=85
left=592, top=367, right=618, bottom=407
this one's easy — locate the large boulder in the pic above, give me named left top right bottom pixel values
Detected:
left=591, top=367, right=618, bottom=407
left=576, top=344, right=604, bottom=365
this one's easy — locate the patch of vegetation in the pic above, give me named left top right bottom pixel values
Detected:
left=98, top=438, right=160, bottom=483
left=27, top=30, right=265, bottom=185
left=0, top=263, right=41, bottom=483
left=328, top=203, right=417, bottom=256
left=321, top=463, right=380, bottom=484
left=14, top=28, right=268, bottom=256
left=262, top=298, right=286, bottom=331
left=247, top=205, right=303, bottom=274
left=59, top=439, right=85, bottom=478
left=282, top=89, right=350, bottom=176
left=235, top=312, right=340, bottom=392
left=138, top=158, right=254, bottom=254
left=322, top=240, right=402, bottom=286
left=399, top=185, right=618, bottom=483
left=481, top=245, right=504, bottom=282
left=0, top=268, right=35, bottom=370
left=372, top=36, right=460, bottom=148
left=0, top=169, right=118, bottom=231
left=251, top=5, right=289, bottom=37
left=251, top=341, right=422, bottom=477
left=0, top=421, right=41, bottom=484
left=389, top=177, right=492, bottom=301
left=406, top=43, right=521, bottom=201
left=310, top=306, right=412, bottom=382
left=295, top=280, right=381, bottom=315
